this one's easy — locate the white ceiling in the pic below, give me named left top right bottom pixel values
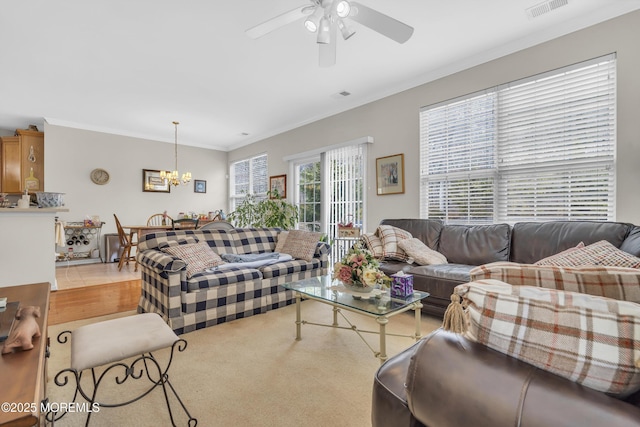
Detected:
left=1, top=0, right=639, bottom=151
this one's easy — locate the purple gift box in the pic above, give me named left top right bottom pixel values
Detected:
left=390, top=273, right=414, bottom=297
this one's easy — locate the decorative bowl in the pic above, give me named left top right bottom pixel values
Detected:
left=36, top=192, right=65, bottom=208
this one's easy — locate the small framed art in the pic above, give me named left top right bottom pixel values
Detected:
left=269, top=174, right=286, bottom=198
left=194, top=180, right=207, bottom=193
left=142, top=169, right=170, bottom=193
left=376, top=154, right=405, bottom=195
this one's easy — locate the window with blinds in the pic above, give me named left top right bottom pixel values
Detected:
left=420, top=54, right=616, bottom=224
left=296, top=160, right=322, bottom=232
left=229, top=154, right=268, bottom=211
left=325, top=144, right=366, bottom=237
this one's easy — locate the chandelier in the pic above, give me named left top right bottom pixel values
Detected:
left=161, top=121, right=191, bottom=187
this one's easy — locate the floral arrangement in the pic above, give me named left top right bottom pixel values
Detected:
left=333, top=242, right=390, bottom=289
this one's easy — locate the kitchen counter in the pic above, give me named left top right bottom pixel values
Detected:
left=0, top=207, right=69, bottom=213
left=0, top=207, right=68, bottom=289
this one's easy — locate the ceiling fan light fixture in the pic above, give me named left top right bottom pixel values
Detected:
left=304, top=7, right=323, bottom=32
left=338, top=19, right=355, bottom=40
left=317, top=16, right=331, bottom=44
left=336, top=1, right=351, bottom=18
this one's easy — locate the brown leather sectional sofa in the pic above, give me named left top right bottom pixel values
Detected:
left=372, top=219, right=640, bottom=426
left=376, top=218, right=640, bottom=317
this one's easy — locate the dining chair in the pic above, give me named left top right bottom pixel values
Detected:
left=172, top=218, right=199, bottom=230
left=147, top=213, right=172, bottom=226
left=114, top=214, right=138, bottom=272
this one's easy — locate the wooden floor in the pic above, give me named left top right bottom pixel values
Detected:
left=50, top=262, right=141, bottom=325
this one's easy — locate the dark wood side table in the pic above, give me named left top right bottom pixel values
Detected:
left=0, top=283, right=50, bottom=427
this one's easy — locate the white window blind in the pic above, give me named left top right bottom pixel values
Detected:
left=229, top=154, right=268, bottom=211
left=420, top=54, right=616, bottom=224
left=420, top=92, right=497, bottom=224
left=325, top=144, right=366, bottom=236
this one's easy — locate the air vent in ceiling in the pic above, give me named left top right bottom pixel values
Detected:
left=331, top=90, right=352, bottom=99
left=526, top=0, right=569, bottom=19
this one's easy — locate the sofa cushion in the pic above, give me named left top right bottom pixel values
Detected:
left=510, top=221, right=633, bottom=264
left=162, top=242, right=225, bottom=278
left=361, top=233, right=384, bottom=258
left=470, top=262, right=640, bottom=303
left=233, top=228, right=279, bottom=255
left=438, top=224, right=511, bottom=265
left=259, top=258, right=322, bottom=279
left=534, top=240, right=640, bottom=268
left=398, top=238, right=447, bottom=265
left=377, top=225, right=412, bottom=261
left=408, top=264, right=473, bottom=283
left=280, top=230, right=322, bottom=261
left=455, top=280, right=640, bottom=396
left=185, top=266, right=262, bottom=292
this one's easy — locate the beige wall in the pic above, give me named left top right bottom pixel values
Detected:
left=44, top=124, right=229, bottom=239
left=230, top=10, right=640, bottom=231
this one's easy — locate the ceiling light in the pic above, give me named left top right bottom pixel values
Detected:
left=160, top=121, right=191, bottom=187
left=317, top=16, right=331, bottom=44
left=336, top=1, right=351, bottom=18
left=304, top=7, right=324, bottom=32
left=338, top=19, right=355, bottom=40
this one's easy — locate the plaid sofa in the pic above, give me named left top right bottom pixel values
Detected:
left=136, top=227, right=330, bottom=334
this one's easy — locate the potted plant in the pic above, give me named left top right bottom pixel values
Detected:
left=227, top=190, right=299, bottom=230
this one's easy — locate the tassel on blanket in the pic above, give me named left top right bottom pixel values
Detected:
left=442, top=293, right=467, bottom=333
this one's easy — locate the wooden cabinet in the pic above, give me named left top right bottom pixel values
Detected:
left=0, top=282, right=50, bottom=427
left=0, top=130, right=44, bottom=194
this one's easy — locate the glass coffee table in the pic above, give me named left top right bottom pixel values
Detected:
left=281, top=275, right=429, bottom=363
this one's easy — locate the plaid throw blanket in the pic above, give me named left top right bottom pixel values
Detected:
left=470, top=262, right=640, bottom=303
left=453, top=279, right=640, bottom=397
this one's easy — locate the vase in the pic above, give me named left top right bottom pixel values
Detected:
left=343, top=282, right=375, bottom=293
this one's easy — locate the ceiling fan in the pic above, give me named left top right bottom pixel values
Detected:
left=245, top=0, right=414, bottom=67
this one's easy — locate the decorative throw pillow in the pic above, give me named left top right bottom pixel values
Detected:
left=274, top=231, right=288, bottom=253
left=452, top=280, right=640, bottom=397
left=534, top=242, right=585, bottom=266
left=157, top=236, right=200, bottom=250
left=360, top=233, right=383, bottom=258
left=162, top=242, right=224, bottom=278
left=397, top=238, right=447, bottom=265
left=535, top=240, right=640, bottom=268
left=590, top=240, right=640, bottom=268
left=279, top=230, right=322, bottom=261
left=376, top=225, right=412, bottom=261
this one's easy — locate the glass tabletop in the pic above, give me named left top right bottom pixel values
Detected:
left=281, top=275, right=429, bottom=317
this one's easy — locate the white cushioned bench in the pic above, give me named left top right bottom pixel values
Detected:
left=50, top=313, right=197, bottom=426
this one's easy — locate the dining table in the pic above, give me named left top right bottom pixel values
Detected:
left=124, top=224, right=172, bottom=240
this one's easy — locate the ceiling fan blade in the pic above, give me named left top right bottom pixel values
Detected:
left=319, top=23, right=337, bottom=67
left=349, top=1, right=414, bottom=44
left=245, top=5, right=312, bottom=39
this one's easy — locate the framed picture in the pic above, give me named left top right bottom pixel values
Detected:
left=194, top=179, right=207, bottom=193
left=376, top=154, right=405, bottom=195
left=269, top=174, right=286, bottom=198
left=142, top=169, right=170, bottom=193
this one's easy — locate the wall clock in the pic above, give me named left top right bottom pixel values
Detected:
left=90, top=168, right=110, bottom=185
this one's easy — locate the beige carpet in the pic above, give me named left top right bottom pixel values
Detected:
left=47, top=301, right=442, bottom=427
